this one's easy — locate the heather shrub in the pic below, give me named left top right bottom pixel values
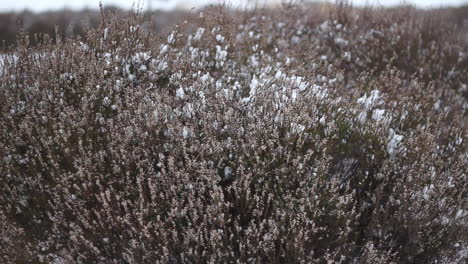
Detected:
left=0, top=3, right=466, bottom=263
left=316, top=4, right=468, bottom=102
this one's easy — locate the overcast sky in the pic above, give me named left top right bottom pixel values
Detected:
left=0, top=0, right=466, bottom=12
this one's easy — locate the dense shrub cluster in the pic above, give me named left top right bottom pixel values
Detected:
left=0, top=7, right=189, bottom=50
left=0, top=2, right=466, bottom=263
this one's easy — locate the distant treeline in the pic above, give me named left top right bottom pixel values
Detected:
left=0, top=6, right=192, bottom=50
left=1, top=4, right=468, bottom=51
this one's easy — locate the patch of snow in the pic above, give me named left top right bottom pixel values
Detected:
left=343, top=51, right=351, bottom=61
left=241, top=97, right=251, bottom=104
left=434, top=99, right=441, bottom=110
left=216, top=34, right=225, bottom=43
left=291, top=122, right=306, bottom=133
left=319, top=116, right=326, bottom=125
left=455, top=209, right=466, bottom=219
left=358, top=90, right=382, bottom=110
left=167, top=33, right=175, bottom=44
left=215, top=45, right=227, bottom=68
left=160, top=44, right=169, bottom=54
left=319, top=21, right=330, bottom=32
left=387, top=128, right=403, bottom=155
left=249, top=76, right=259, bottom=98
left=182, top=126, right=189, bottom=138
left=139, top=64, right=147, bottom=72
left=223, top=166, right=233, bottom=181
left=291, top=89, right=298, bottom=103
left=372, top=109, right=385, bottom=121
left=176, top=87, right=185, bottom=99
left=104, top=28, right=109, bottom=40
left=193, top=28, right=205, bottom=41
left=249, top=55, right=258, bottom=67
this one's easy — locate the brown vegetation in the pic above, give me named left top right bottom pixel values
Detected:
left=0, top=2, right=466, bottom=263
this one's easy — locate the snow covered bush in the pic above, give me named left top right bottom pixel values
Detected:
left=0, top=2, right=466, bottom=263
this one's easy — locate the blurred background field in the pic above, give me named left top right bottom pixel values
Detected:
left=1, top=1, right=468, bottom=51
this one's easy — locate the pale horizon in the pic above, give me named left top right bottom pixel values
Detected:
left=0, top=0, right=467, bottom=13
